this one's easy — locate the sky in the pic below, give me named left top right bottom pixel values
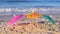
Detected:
left=0, top=0, right=60, bottom=8
left=0, top=0, right=59, bottom=1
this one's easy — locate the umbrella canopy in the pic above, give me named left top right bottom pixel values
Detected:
left=8, top=12, right=56, bottom=26
left=25, top=12, right=43, bottom=19
left=8, top=15, right=24, bottom=26
left=43, top=15, right=56, bottom=25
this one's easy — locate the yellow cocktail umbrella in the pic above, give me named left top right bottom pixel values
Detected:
left=25, top=12, right=43, bottom=19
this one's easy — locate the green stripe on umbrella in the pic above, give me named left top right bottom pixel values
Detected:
left=43, top=15, right=56, bottom=25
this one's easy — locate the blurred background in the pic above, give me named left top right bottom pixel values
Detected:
left=0, top=0, right=60, bottom=8
left=0, top=0, right=60, bottom=22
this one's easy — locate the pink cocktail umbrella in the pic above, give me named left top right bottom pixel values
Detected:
left=8, top=15, right=24, bottom=26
